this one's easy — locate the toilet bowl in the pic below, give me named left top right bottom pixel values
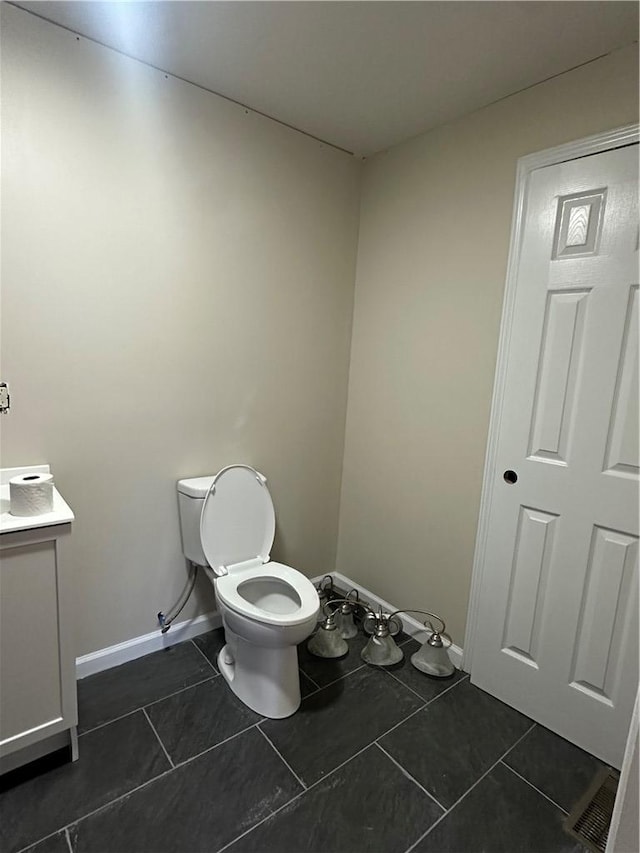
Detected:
left=177, top=465, right=319, bottom=718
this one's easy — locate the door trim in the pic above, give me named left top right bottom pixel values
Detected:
left=463, top=122, right=639, bottom=673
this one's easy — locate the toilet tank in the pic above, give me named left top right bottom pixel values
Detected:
left=176, top=476, right=215, bottom=567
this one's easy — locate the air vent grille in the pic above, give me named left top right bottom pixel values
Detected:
left=565, top=767, right=619, bottom=853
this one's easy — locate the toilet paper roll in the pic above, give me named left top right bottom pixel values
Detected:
left=9, top=473, right=55, bottom=516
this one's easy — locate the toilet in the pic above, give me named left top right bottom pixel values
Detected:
left=176, top=464, right=319, bottom=718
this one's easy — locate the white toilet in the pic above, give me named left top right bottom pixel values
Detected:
left=176, top=464, right=319, bottom=718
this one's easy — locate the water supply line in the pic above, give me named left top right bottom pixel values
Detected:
left=157, top=561, right=199, bottom=633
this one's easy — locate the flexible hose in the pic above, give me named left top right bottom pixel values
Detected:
left=157, top=563, right=199, bottom=633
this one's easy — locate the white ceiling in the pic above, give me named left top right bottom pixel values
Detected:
left=14, top=1, right=640, bottom=156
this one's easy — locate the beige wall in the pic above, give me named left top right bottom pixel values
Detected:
left=1, top=5, right=361, bottom=656
left=336, top=44, right=639, bottom=644
left=3, top=4, right=638, bottom=659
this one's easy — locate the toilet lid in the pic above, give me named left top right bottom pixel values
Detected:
left=200, top=465, right=276, bottom=576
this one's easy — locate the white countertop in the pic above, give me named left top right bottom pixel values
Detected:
left=0, top=465, right=75, bottom=534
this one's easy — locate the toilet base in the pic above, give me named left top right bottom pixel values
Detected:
left=217, top=627, right=301, bottom=719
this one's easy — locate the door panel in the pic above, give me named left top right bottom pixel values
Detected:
left=604, top=285, right=639, bottom=476
left=502, top=505, right=557, bottom=666
left=471, top=143, right=639, bottom=767
left=570, top=526, right=637, bottom=703
left=528, top=289, right=589, bottom=463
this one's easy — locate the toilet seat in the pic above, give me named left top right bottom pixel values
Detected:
left=200, top=465, right=317, bottom=628
left=216, top=561, right=319, bottom=628
left=200, top=464, right=276, bottom=576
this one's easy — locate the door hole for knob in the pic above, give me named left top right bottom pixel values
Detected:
left=503, top=470, right=518, bottom=484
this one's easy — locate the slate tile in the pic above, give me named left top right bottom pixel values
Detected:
left=396, top=630, right=414, bottom=646
left=299, top=670, right=318, bottom=698
left=379, top=677, right=532, bottom=808
left=24, top=832, right=70, bottom=853
left=260, top=665, right=423, bottom=786
left=297, top=630, right=368, bottom=687
left=1, top=628, right=598, bottom=853
left=413, top=762, right=585, bottom=853
left=0, top=747, right=72, bottom=792
left=0, top=712, right=169, bottom=853
left=192, top=628, right=226, bottom=670
left=385, top=638, right=467, bottom=701
left=298, top=627, right=414, bottom=690
left=226, top=744, right=443, bottom=853
left=77, top=640, right=215, bottom=732
left=504, top=724, right=606, bottom=813
left=146, top=676, right=261, bottom=764
left=70, top=728, right=302, bottom=853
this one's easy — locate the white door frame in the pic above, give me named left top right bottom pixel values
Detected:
left=463, top=122, right=639, bottom=674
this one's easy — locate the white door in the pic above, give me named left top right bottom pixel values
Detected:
left=470, top=140, right=639, bottom=768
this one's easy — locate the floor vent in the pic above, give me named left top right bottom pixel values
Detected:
left=565, top=767, right=619, bottom=853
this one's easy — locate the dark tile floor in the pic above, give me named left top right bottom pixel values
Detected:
left=0, top=628, right=604, bottom=853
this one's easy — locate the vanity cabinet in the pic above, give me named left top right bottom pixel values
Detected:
left=0, top=467, right=77, bottom=774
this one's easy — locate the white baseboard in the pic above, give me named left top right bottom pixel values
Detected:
left=75, top=610, right=222, bottom=679
left=319, top=571, right=466, bottom=671
left=77, top=572, right=464, bottom=680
